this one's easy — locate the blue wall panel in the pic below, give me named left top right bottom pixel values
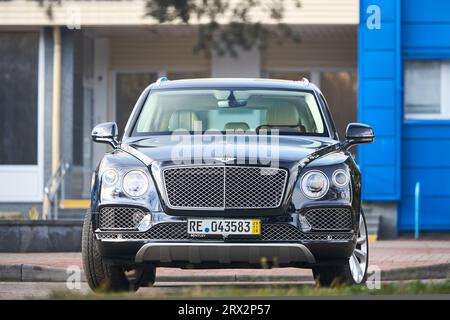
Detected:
left=399, top=197, right=450, bottom=230
left=397, top=0, right=450, bottom=230
left=363, top=52, right=396, bottom=78
left=399, top=122, right=450, bottom=230
left=358, top=0, right=402, bottom=201
left=364, top=109, right=396, bottom=136
left=402, top=0, right=450, bottom=58
left=403, top=169, right=450, bottom=197
left=403, top=0, right=450, bottom=22
left=359, top=0, right=450, bottom=229
left=362, top=80, right=396, bottom=107
left=363, top=167, right=397, bottom=197
left=363, top=22, right=396, bottom=49
left=364, top=138, right=396, bottom=166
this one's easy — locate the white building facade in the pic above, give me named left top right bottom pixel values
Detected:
left=0, top=0, right=358, bottom=217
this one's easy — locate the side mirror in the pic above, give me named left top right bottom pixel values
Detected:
left=92, top=122, right=119, bottom=148
left=343, top=123, right=374, bottom=149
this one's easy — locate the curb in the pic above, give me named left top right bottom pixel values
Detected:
left=1, top=263, right=449, bottom=283
left=0, top=264, right=84, bottom=282
left=380, top=263, right=450, bottom=281
left=0, top=264, right=312, bottom=283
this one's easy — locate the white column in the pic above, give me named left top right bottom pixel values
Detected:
left=310, top=70, right=321, bottom=88
left=92, top=38, right=110, bottom=168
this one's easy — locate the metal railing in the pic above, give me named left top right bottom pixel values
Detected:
left=44, top=160, right=70, bottom=220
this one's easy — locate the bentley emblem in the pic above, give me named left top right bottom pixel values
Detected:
left=215, top=156, right=235, bottom=164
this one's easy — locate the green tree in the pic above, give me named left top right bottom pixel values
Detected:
left=33, top=0, right=301, bottom=56
left=146, top=0, right=301, bottom=56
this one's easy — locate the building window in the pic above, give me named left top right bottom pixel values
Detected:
left=116, top=73, right=158, bottom=133
left=0, top=32, right=39, bottom=165
left=404, top=60, right=450, bottom=119
left=320, top=71, right=357, bottom=140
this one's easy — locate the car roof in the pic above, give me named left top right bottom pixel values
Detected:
left=149, top=77, right=320, bottom=92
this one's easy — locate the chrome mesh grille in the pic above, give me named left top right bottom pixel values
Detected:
left=97, top=223, right=187, bottom=240
left=225, top=167, right=287, bottom=208
left=164, top=166, right=224, bottom=208
left=163, top=166, right=287, bottom=209
left=260, top=224, right=354, bottom=241
left=99, top=207, right=148, bottom=230
left=96, top=222, right=354, bottom=241
left=304, top=208, right=353, bottom=231
left=145, top=223, right=187, bottom=240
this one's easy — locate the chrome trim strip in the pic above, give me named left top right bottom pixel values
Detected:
left=135, top=242, right=316, bottom=264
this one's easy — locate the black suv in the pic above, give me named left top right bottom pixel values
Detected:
left=82, top=78, right=374, bottom=291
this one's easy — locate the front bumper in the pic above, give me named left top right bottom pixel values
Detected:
left=98, top=239, right=355, bottom=268
left=93, top=204, right=358, bottom=267
left=136, top=242, right=316, bottom=265
left=96, top=221, right=356, bottom=267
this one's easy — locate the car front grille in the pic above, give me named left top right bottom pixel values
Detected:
left=98, top=207, right=149, bottom=231
left=162, top=166, right=288, bottom=210
left=96, top=222, right=354, bottom=242
left=260, top=224, right=353, bottom=241
left=304, top=208, right=353, bottom=231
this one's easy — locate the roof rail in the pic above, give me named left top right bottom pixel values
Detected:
left=156, top=76, right=168, bottom=85
left=301, top=77, right=310, bottom=86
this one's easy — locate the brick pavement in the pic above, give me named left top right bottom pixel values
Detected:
left=0, top=240, right=449, bottom=279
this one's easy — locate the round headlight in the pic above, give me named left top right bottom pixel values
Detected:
left=102, top=169, right=118, bottom=186
left=301, top=170, right=329, bottom=199
left=122, top=170, right=149, bottom=197
left=332, top=169, right=350, bottom=187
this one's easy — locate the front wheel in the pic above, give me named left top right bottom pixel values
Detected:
left=81, top=211, right=156, bottom=292
left=312, top=210, right=369, bottom=286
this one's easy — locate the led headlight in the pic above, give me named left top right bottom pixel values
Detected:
left=332, top=169, right=350, bottom=188
left=122, top=170, right=149, bottom=197
left=301, top=170, right=329, bottom=199
left=102, top=169, right=119, bottom=186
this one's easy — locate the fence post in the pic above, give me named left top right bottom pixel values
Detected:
left=414, top=182, right=420, bottom=240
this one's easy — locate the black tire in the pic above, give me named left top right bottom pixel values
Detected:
left=312, top=210, right=369, bottom=287
left=81, top=211, right=155, bottom=292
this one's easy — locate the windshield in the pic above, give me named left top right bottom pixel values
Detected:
left=132, top=88, right=327, bottom=136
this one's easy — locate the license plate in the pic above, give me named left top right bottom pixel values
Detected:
left=187, top=219, right=261, bottom=236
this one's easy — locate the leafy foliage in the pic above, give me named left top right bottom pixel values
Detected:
left=146, top=0, right=301, bottom=56
left=31, top=0, right=301, bottom=56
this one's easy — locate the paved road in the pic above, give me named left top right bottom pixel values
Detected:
left=2, top=240, right=450, bottom=274
left=0, top=281, right=318, bottom=299
left=1, top=240, right=449, bottom=298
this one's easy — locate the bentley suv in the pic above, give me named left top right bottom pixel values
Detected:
left=82, top=78, right=374, bottom=291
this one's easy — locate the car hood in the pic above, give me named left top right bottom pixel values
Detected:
left=122, top=135, right=338, bottom=165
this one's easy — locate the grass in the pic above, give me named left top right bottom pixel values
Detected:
left=49, top=280, right=450, bottom=299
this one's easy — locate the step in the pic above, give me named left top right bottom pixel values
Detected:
left=59, top=199, right=90, bottom=210
left=365, top=213, right=381, bottom=240
left=56, top=209, right=86, bottom=220
left=0, top=211, right=22, bottom=220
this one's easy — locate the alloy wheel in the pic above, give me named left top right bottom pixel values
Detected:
left=349, top=215, right=368, bottom=283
